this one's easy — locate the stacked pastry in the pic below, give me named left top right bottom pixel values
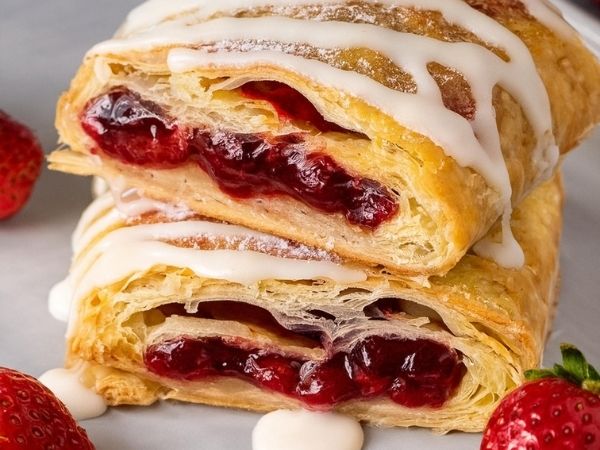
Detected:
left=49, top=0, right=600, bottom=432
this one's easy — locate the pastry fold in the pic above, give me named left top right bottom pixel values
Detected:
left=62, top=175, right=562, bottom=433
left=50, top=0, right=599, bottom=276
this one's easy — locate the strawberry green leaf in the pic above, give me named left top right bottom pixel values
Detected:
left=524, top=344, right=600, bottom=394
left=588, top=363, right=600, bottom=382
left=560, top=344, right=588, bottom=382
left=553, top=364, right=580, bottom=385
left=525, top=369, right=556, bottom=381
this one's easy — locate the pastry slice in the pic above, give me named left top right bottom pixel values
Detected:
left=49, top=0, right=599, bottom=275
left=57, top=175, right=563, bottom=432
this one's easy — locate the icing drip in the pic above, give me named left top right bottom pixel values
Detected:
left=71, top=191, right=115, bottom=251
left=60, top=194, right=365, bottom=335
left=252, top=410, right=364, bottom=450
left=48, top=279, right=72, bottom=322
left=92, top=176, right=109, bottom=198
left=88, top=0, right=561, bottom=268
left=520, top=0, right=576, bottom=38
left=473, top=211, right=525, bottom=268
left=39, top=366, right=107, bottom=420
left=119, top=0, right=204, bottom=36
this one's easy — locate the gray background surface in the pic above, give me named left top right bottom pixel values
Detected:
left=0, top=1, right=598, bottom=449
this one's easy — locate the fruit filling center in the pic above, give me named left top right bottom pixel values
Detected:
left=80, top=86, right=398, bottom=228
left=144, top=301, right=464, bottom=409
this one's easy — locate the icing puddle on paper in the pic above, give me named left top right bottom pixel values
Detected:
left=39, top=366, right=107, bottom=421
left=253, top=409, right=364, bottom=450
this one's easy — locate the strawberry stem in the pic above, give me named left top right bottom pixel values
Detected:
left=525, top=343, right=600, bottom=395
left=583, top=380, right=600, bottom=396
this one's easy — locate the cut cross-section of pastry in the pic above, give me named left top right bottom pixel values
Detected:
left=50, top=0, right=599, bottom=275
left=56, top=174, right=563, bottom=432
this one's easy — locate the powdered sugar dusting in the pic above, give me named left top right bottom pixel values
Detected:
left=127, top=210, right=341, bottom=263
left=211, top=39, right=415, bottom=93
left=166, top=233, right=340, bottom=262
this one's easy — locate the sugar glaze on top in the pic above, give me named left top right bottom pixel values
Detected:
left=89, top=0, right=567, bottom=268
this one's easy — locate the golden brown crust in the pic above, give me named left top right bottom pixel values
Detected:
left=65, top=175, right=563, bottom=432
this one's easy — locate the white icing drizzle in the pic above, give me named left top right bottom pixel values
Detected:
left=73, top=207, right=122, bottom=255
left=120, top=0, right=573, bottom=39
left=119, top=0, right=204, bottom=36
left=92, top=176, right=109, bottom=198
left=48, top=279, right=72, bottom=322
left=71, top=220, right=366, bottom=297
left=473, top=212, right=525, bottom=268
left=39, top=366, right=107, bottom=420
left=75, top=239, right=365, bottom=298
left=73, top=182, right=195, bottom=254
left=252, top=409, right=364, bottom=450
left=60, top=194, right=365, bottom=335
left=87, top=0, right=563, bottom=268
left=520, top=0, right=576, bottom=38
left=71, top=192, right=115, bottom=251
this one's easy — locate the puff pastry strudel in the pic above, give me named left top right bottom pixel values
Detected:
left=49, top=0, right=599, bottom=275
left=59, top=175, right=563, bottom=433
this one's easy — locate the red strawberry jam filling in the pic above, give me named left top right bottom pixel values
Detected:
left=144, top=334, right=465, bottom=409
left=80, top=87, right=398, bottom=228
left=81, top=89, right=189, bottom=166
left=240, top=81, right=347, bottom=133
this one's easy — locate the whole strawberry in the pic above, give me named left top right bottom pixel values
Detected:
left=482, top=344, right=600, bottom=450
left=0, top=367, right=95, bottom=449
left=0, top=111, right=43, bottom=220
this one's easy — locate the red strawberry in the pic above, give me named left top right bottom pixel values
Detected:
left=0, top=111, right=44, bottom=220
left=0, top=367, right=95, bottom=449
left=481, top=344, right=600, bottom=450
